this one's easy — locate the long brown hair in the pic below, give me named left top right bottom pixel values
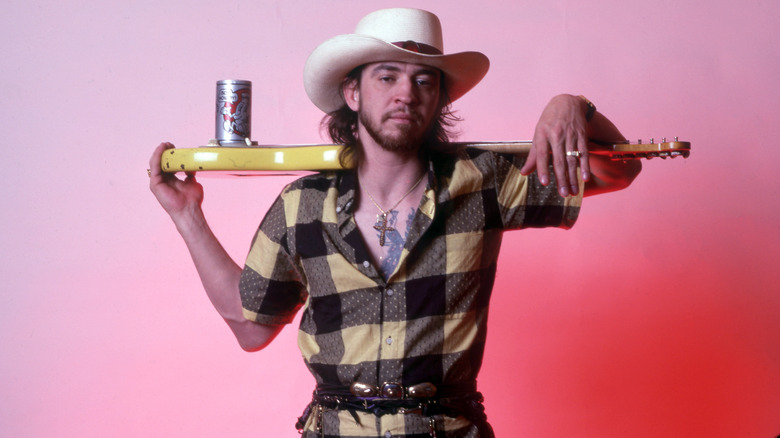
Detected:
left=321, top=65, right=461, bottom=168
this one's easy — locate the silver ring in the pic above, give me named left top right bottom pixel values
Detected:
left=566, top=151, right=582, bottom=158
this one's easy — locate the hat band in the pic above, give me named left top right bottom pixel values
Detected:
left=392, top=40, right=442, bottom=55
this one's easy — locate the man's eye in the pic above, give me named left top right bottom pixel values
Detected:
left=416, top=77, right=436, bottom=87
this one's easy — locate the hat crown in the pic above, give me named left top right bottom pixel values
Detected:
left=354, top=8, right=444, bottom=53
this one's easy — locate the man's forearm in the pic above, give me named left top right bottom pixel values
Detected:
left=173, top=207, right=282, bottom=351
left=583, top=111, right=642, bottom=196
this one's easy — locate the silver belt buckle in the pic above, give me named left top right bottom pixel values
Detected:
left=407, top=382, right=437, bottom=398
left=350, top=382, right=377, bottom=397
left=349, top=381, right=438, bottom=399
left=380, top=382, right=404, bottom=398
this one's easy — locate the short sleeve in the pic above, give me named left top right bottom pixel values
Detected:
left=239, top=194, right=307, bottom=326
left=492, top=151, right=583, bottom=230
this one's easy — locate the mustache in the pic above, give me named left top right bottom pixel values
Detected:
left=381, top=109, right=422, bottom=124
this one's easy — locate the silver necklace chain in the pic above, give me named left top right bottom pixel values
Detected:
left=363, top=172, right=425, bottom=246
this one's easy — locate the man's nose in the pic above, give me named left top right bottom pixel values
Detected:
left=394, top=78, right=419, bottom=105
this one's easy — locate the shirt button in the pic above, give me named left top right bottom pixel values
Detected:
left=386, top=337, right=393, bottom=345
left=363, top=261, right=370, bottom=268
left=386, top=289, right=394, bottom=297
left=336, top=205, right=342, bottom=213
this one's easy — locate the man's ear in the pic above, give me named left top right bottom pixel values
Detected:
left=343, top=79, right=360, bottom=112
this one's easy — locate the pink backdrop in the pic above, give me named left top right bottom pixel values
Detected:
left=2, top=1, right=778, bottom=436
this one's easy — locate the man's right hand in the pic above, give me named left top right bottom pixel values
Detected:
left=148, top=142, right=204, bottom=222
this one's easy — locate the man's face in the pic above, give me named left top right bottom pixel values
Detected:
left=345, top=61, right=442, bottom=153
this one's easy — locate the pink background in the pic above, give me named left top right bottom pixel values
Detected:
left=2, top=1, right=778, bottom=436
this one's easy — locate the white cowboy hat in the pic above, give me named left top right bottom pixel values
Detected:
left=303, top=8, right=490, bottom=113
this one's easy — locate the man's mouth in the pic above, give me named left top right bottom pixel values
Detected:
left=384, top=110, right=420, bottom=125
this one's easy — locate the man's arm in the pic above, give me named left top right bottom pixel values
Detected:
left=149, top=142, right=283, bottom=352
left=581, top=109, right=642, bottom=197
left=520, top=94, right=641, bottom=197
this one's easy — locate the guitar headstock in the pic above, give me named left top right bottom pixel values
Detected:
left=590, top=137, right=691, bottom=160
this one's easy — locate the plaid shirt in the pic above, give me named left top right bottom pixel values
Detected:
left=239, top=148, right=582, bottom=437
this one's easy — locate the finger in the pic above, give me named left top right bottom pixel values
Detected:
left=519, top=144, right=537, bottom=175
left=548, top=133, right=570, bottom=197
left=149, top=142, right=174, bottom=178
left=565, top=130, right=579, bottom=196
left=577, top=132, right=590, bottom=182
left=533, top=133, right=552, bottom=186
left=149, top=144, right=164, bottom=182
left=149, top=143, right=181, bottom=193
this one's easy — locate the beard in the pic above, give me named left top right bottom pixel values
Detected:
left=359, top=107, right=431, bottom=153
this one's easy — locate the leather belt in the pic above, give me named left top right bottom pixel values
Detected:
left=314, top=380, right=476, bottom=400
left=298, top=381, right=493, bottom=438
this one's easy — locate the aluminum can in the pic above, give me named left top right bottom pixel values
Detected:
left=215, top=80, right=251, bottom=144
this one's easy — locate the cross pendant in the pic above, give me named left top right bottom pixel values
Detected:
left=373, top=213, right=395, bottom=246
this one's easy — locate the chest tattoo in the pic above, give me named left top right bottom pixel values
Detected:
left=376, top=208, right=415, bottom=279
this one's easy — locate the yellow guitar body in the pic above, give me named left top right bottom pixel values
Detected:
left=160, top=140, right=690, bottom=175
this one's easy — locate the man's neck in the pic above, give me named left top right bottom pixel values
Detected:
left=357, top=138, right=426, bottom=204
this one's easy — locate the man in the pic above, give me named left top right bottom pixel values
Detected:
left=149, top=8, right=640, bottom=437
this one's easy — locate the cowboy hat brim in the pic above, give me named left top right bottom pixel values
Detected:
left=304, top=34, right=490, bottom=113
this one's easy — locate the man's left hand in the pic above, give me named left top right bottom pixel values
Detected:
left=520, top=94, right=591, bottom=197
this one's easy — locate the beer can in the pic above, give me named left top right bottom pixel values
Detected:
left=215, top=80, right=252, bottom=145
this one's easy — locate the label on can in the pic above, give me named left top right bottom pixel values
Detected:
left=216, top=80, right=251, bottom=143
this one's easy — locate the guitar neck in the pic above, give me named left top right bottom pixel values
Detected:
left=457, top=139, right=690, bottom=160
left=457, top=141, right=532, bottom=154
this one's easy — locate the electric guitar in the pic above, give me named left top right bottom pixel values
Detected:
left=160, top=138, right=690, bottom=176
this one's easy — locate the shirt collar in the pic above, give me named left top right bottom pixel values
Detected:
left=336, top=171, right=358, bottom=228
left=335, top=159, right=441, bottom=223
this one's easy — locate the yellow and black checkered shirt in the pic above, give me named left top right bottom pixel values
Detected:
left=239, top=148, right=582, bottom=437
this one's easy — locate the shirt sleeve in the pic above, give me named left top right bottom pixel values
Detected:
left=492, top=151, right=583, bottom=230
left=239, top=193, right=307, bottom=326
